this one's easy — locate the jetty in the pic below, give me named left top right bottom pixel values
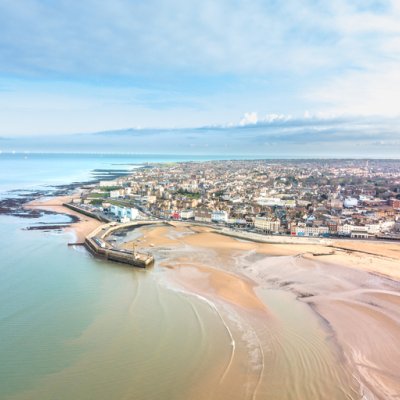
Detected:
left=84, top=220, right=164, bottom=268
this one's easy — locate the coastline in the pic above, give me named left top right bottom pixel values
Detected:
left=20, top=198, right=400, bottom=399
left=26, top=194, right=102, bottom=242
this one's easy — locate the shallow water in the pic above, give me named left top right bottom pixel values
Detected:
left=0, top=153, right=363, bottom=399
left=0, top=215, right=364, bottom=399
left=154, top=246, right=362, bottom=400
left=0, top=215, right=236, bottom=400
left=255, top=288, right=360, bottom=399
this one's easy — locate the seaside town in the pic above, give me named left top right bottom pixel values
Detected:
left=69, top=159, right=400, bottom=241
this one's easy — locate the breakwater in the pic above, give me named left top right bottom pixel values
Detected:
left=63, top=202, right=111, bottom=222
left=85, top=220, right=165, bottom=267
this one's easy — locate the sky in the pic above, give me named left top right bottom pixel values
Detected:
left=0, top=0, right=400, bottom=156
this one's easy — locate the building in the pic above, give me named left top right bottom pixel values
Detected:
left=171, top=211, right=181, bottom=220
left=327, top=221, right=338, bottom=234
left=330, top=199, right=343, bottom=209
left=292, top=223, right=329, bottom=237
left=194, top=209, right=212, bottom=223
left=110, top=205, right=139, bottom=221
left=180, top=209, right=194, bottom=220
left=254, top=216, right=280, bottom=233
left=256, top=197, right=282, bottom=206
left=211, top=210, right=228, bottom=223
left=389, top=198, right=400, bottom=210
left=351, top=228, right=370, bottom=239
left=337, top=224, right=353, bottom=236
left=99, top=180, right=119, bottom=187
left=227, top=218, right=247, bottom=226
left=282, top=199, right=296, bottom=208
left=109, top=189, right=124, bottom=199
left=365, top=224, right=380, bottom=234
left=344, top=197, right=358, bottom=208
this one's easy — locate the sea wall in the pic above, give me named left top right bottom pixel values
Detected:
left=218, top=228, right=333, bottom=245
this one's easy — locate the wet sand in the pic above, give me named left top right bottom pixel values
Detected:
left=26, top=195, right=102, bottom=242
left=125, top=222, right=400, bottom=400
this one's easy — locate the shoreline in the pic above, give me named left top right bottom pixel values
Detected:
left=25, top=194, right=103, bottom=242
left=123, top=222, right=400, bottom=399
left=19, top=198, right=400, bottom=398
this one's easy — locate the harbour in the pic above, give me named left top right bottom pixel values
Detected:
left=84, top=220, right=162, bottom=267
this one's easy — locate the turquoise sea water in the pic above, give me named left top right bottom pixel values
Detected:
left=0, top=153, right=238, bottom=399
left=0, top=217, right=238, bottom=399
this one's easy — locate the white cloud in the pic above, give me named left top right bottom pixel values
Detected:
left=239, top=112, right=292, bottom=126
left=239, top=112, right=258, bottom=126
left=264, top=113, right=292, bottom=123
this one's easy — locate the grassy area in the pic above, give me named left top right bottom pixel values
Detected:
left=88, top=192, right=109, bottom=198
left=108, top=199, right=135, bottom=207
left=90, top=199, right=104, bottom=205
left=99, top=186, right=123, bottom=192
left=176, top=188, right=200, bottom=199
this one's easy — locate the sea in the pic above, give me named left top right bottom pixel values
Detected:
left=0, top=153, right=242, bottom=399
left=0, top=153, right=360, bottom=399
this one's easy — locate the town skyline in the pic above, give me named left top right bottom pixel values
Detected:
left=75, top=159, right=400, bottom=242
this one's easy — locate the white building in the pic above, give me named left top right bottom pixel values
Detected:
left=227, top=218, right=247, bottom=225
left=231, top=197, right=243, bottom=204
left=359, top=194, right=372, bottom=202
left=180, top=209, right=194, bottom=220
left=211, top=210, right=228, bottom=223
left=281, top=199, right=296, bottom=208
left=109, top=189, right=124, bottom=199
left=256, top=197, right=282, bottom=207
left=294, top=224, right=329, bottom=237
left=99, top=180, right=118, bottom=187
left=344, top=197, right=358, bottom=208
left=351, top=228, right=370, bottom=239
left=365, top=224, right=380, bottom=234
left=254, top=216, right=280, bottom=233
left=337, top=224, right=353, bottom=236
left=380, top=220, right=395, bottom=232
left=110, top=205, right=139, bottom=221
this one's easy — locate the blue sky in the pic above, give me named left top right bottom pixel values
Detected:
left=0, top=0, right=399, bottom=155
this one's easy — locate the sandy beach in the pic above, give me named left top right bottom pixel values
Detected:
left=20, top=202, right=400, bottom=399
left=26, top=194, right=102, bottom=242
left=120, top=222, right=400, bottom=400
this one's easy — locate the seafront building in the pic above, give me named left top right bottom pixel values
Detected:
left=110, top=205, right=139, bottom=222
left=254, top=216, right=281, bottom=233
